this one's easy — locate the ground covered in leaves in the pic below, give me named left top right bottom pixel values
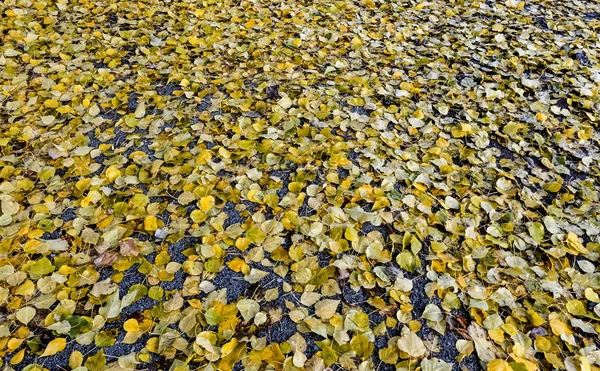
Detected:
left=1, top=0, right=600, bottom=370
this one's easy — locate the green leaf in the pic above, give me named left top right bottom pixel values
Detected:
left=28, top=257, right=55, bottom=276
left=205, top=307, right=223, bottom=325
left=528, top=222, right=545, bottom=244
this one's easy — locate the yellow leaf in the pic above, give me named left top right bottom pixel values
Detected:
left=10, top=349, right=25, bottom=365
left=566, top=232, right=587, bottom=254
left=247, top=189, right=261, bottom=202
left=227, top=258, right=248, bottom=273
left=69, top=351, right=84, bottom=368
left=56, top=105, right=72, bottom=114
left=247, top=226, right=265, bottom=244
left=585, top=288, right=599, bottom=302
left=7, top=338, right=22, bottom=351
left=41, top=338, right=66, bottom=357
left=106, top=166, right=121, bottom=182
left=527, top=310, right=546, bottom=327
left=535, top=337, right=551, bottom=352
left=345, top=226, right=359, bottom=242
left=144, top=215, right=158, bottom=231
left=351, top=36, right=362, bottom=46
left=235, top=237, right=250, bottom=252
left=566, top=300, right=586, bottom=316
left=190, top=209, right=206, bottom=224
left=200, top=196, right=214, bottom=212
left=535, top=112, right=547, bottom=122
left=549, top=316, right=572, bottom=336
left=44, top=99, right=59, bottom=108
left=123, top=319, right=139, bottom=332
left=510, top=355, right=539, bottom=371
left=488, top=359, right=511, bottom=371
left=488, top=329, right=504, bottom=343
left=580, top=356, right=592, bottom=371
left=314, top=299, right=340, bottom=320
left=289, top=38, right=302, bottom=48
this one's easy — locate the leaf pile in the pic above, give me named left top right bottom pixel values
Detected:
left=1, top=0, right=600, bottom=370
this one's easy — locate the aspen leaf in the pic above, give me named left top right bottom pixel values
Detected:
left=16, top=306, right=36, bottom=325
left=237, top=299, right=260, bottom=321
left=315, top=299, right=340, bottom=320
left=397, top=331, right=426, bottom=358
left=41, top=338, right=67, bottom=357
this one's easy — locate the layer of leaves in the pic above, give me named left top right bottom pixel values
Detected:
left=1, top=0, right=600, bottom=370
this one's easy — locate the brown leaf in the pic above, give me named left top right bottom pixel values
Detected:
left=119, top=239, right=140, bottom=257
left=94, top=252, right=118, bottom=267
